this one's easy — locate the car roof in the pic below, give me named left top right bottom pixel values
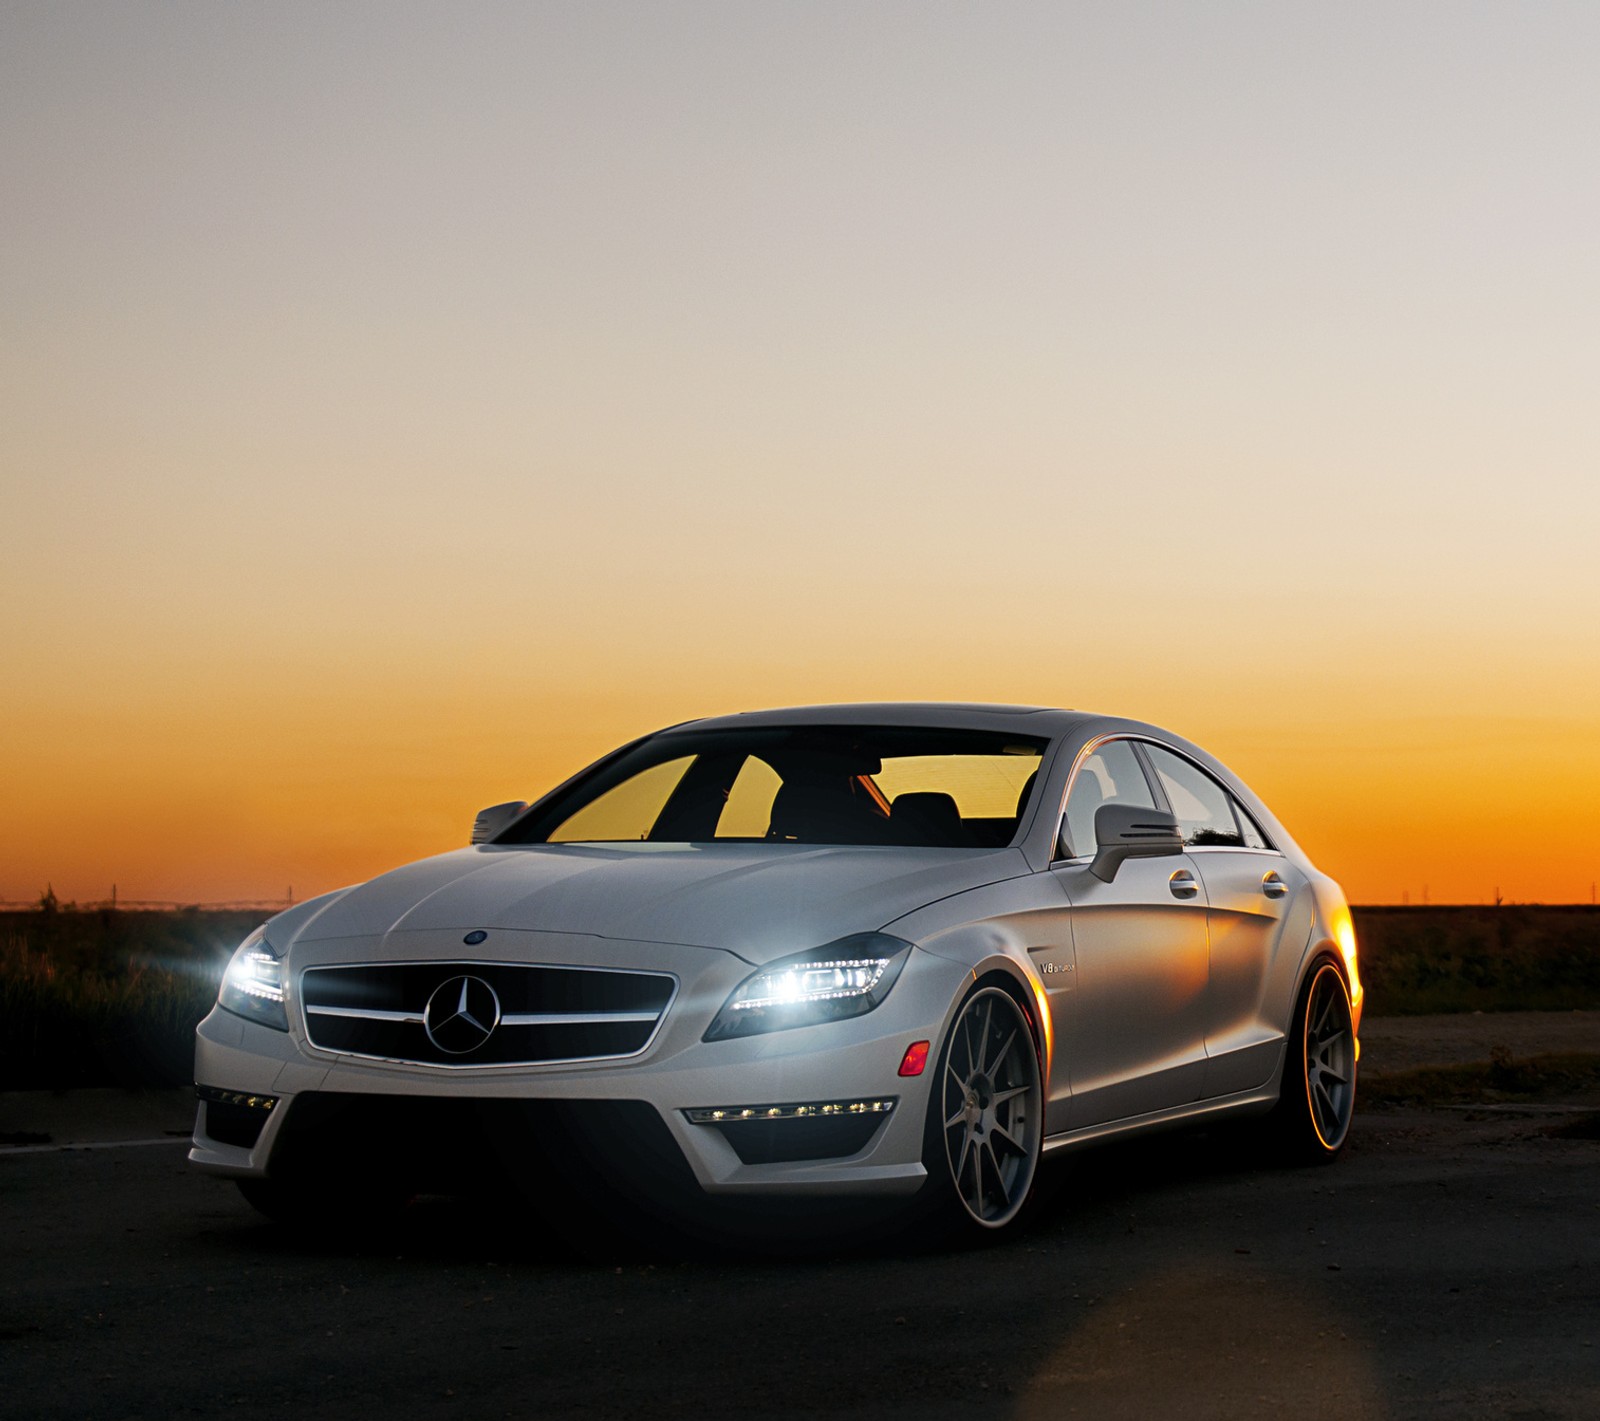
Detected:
left=669, top=702, right=1093, bottom=737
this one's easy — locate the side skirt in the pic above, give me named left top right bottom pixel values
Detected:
left=1040, top=1074, right=1284, bottom=1157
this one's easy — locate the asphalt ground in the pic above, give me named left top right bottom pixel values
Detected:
left=4, top=1018, right=1598, bottom=1421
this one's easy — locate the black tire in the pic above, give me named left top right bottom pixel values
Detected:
left=1265, top=958, right=1357, bottom=1162
left=916, top=982, right=1044, bottom=1237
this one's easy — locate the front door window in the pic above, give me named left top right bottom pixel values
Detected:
left=1061, top=738, right=1156, bottom=859
left=1141, top=744, right=1243, bottom=847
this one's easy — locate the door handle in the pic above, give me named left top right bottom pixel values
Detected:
left=1262, top=871, right=1288, bottom=899
left=1169, top=870, right=1200, bottom=900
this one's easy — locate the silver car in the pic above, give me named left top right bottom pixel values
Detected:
left=191, top=703, right=1361, bottom=1237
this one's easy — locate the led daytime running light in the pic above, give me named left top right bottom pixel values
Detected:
left=196, top=1085, right=279, bottom=1112
left=686, top=1097, right=897, bottom=1125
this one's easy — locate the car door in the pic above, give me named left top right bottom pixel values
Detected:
left=1049, top=738, right=1212, bottom=1129
left=1139, top=742, right=1310, bottom=1098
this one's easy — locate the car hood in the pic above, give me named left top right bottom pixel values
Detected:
left=286, top=842, right=1030, bottom=963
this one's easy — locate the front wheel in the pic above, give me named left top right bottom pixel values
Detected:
left=1266, top=959, right=1357, bottom=1161
left=920, top=984, right=1044, bottom=1235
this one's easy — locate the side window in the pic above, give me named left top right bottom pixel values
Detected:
left=1061, top=739, right=1156, bottom=858
left=1142, top=744, right=1243, bottom=848
left=1233, top=798, right=1271, bottom=850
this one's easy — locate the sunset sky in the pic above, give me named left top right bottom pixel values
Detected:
left=3, top=2, right=1597, bottom=907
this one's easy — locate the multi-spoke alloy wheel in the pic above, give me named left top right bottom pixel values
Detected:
left=1302, top=962, right=1356, bottom=1152
left=933, top=986, right=1042, bottom=1231
left=1266, top=958, right=1357, bottom=1161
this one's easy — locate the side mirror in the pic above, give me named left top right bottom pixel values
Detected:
left=1090, top=804, right=1183, bottom=882
left=471, top=800, right=528, bottom=845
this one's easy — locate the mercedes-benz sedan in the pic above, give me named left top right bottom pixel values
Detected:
left=191, top=703, right=1361, bottom=1237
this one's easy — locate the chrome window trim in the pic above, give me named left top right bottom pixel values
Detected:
left=297, top=959, right=680, bottom=1071
left=1183, top=844, right=1284, bottom=857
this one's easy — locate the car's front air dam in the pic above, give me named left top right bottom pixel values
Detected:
left=190, top=943, right=970, bottom=1196
left=264, top=1092, right=700, bottom=1208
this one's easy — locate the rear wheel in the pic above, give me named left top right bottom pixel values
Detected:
left=1267, top=959, right=1356, bottom=1161
left=921, top=984, right=1043, bottom=1235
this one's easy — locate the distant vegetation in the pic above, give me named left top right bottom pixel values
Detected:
left=1, top=903, right=1597, bottom=1090
left=1353, top=905, right=1600, bottom=1016
left=0, top=906, right=266, bottom=1090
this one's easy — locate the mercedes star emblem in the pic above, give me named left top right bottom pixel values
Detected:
left=423, top=974, right=501, bottom=1054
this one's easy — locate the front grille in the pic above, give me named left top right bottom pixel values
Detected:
left=299, top=961, right=676, bottom=1067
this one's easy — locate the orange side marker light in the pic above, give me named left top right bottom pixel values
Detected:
left=898, top=1040, right=930, bottom=1077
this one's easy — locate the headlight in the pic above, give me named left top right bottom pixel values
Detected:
left=704, top=934, right=912, bottom=1041
left=218, top=928, right=289, bottom=1032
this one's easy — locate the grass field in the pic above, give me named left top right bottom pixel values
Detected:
left=1353, top=905, right=1600, bottom=1015
left=0, top=907, right=265, bottom=1090
left=2, top=903, right=1598, bottom=1090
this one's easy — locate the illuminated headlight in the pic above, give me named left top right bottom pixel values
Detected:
left=218, top=928, right=289, bottom=1032
left=703, top=934, right=912, bottom=1041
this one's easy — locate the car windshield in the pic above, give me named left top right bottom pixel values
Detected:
left=502, top=726, right=1050, bottom=849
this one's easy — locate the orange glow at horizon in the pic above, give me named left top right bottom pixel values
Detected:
left=5, top=649, right=1598, bottom=907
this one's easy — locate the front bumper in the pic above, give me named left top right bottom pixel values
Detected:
left=190, top=931, right=968, bottom=1199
